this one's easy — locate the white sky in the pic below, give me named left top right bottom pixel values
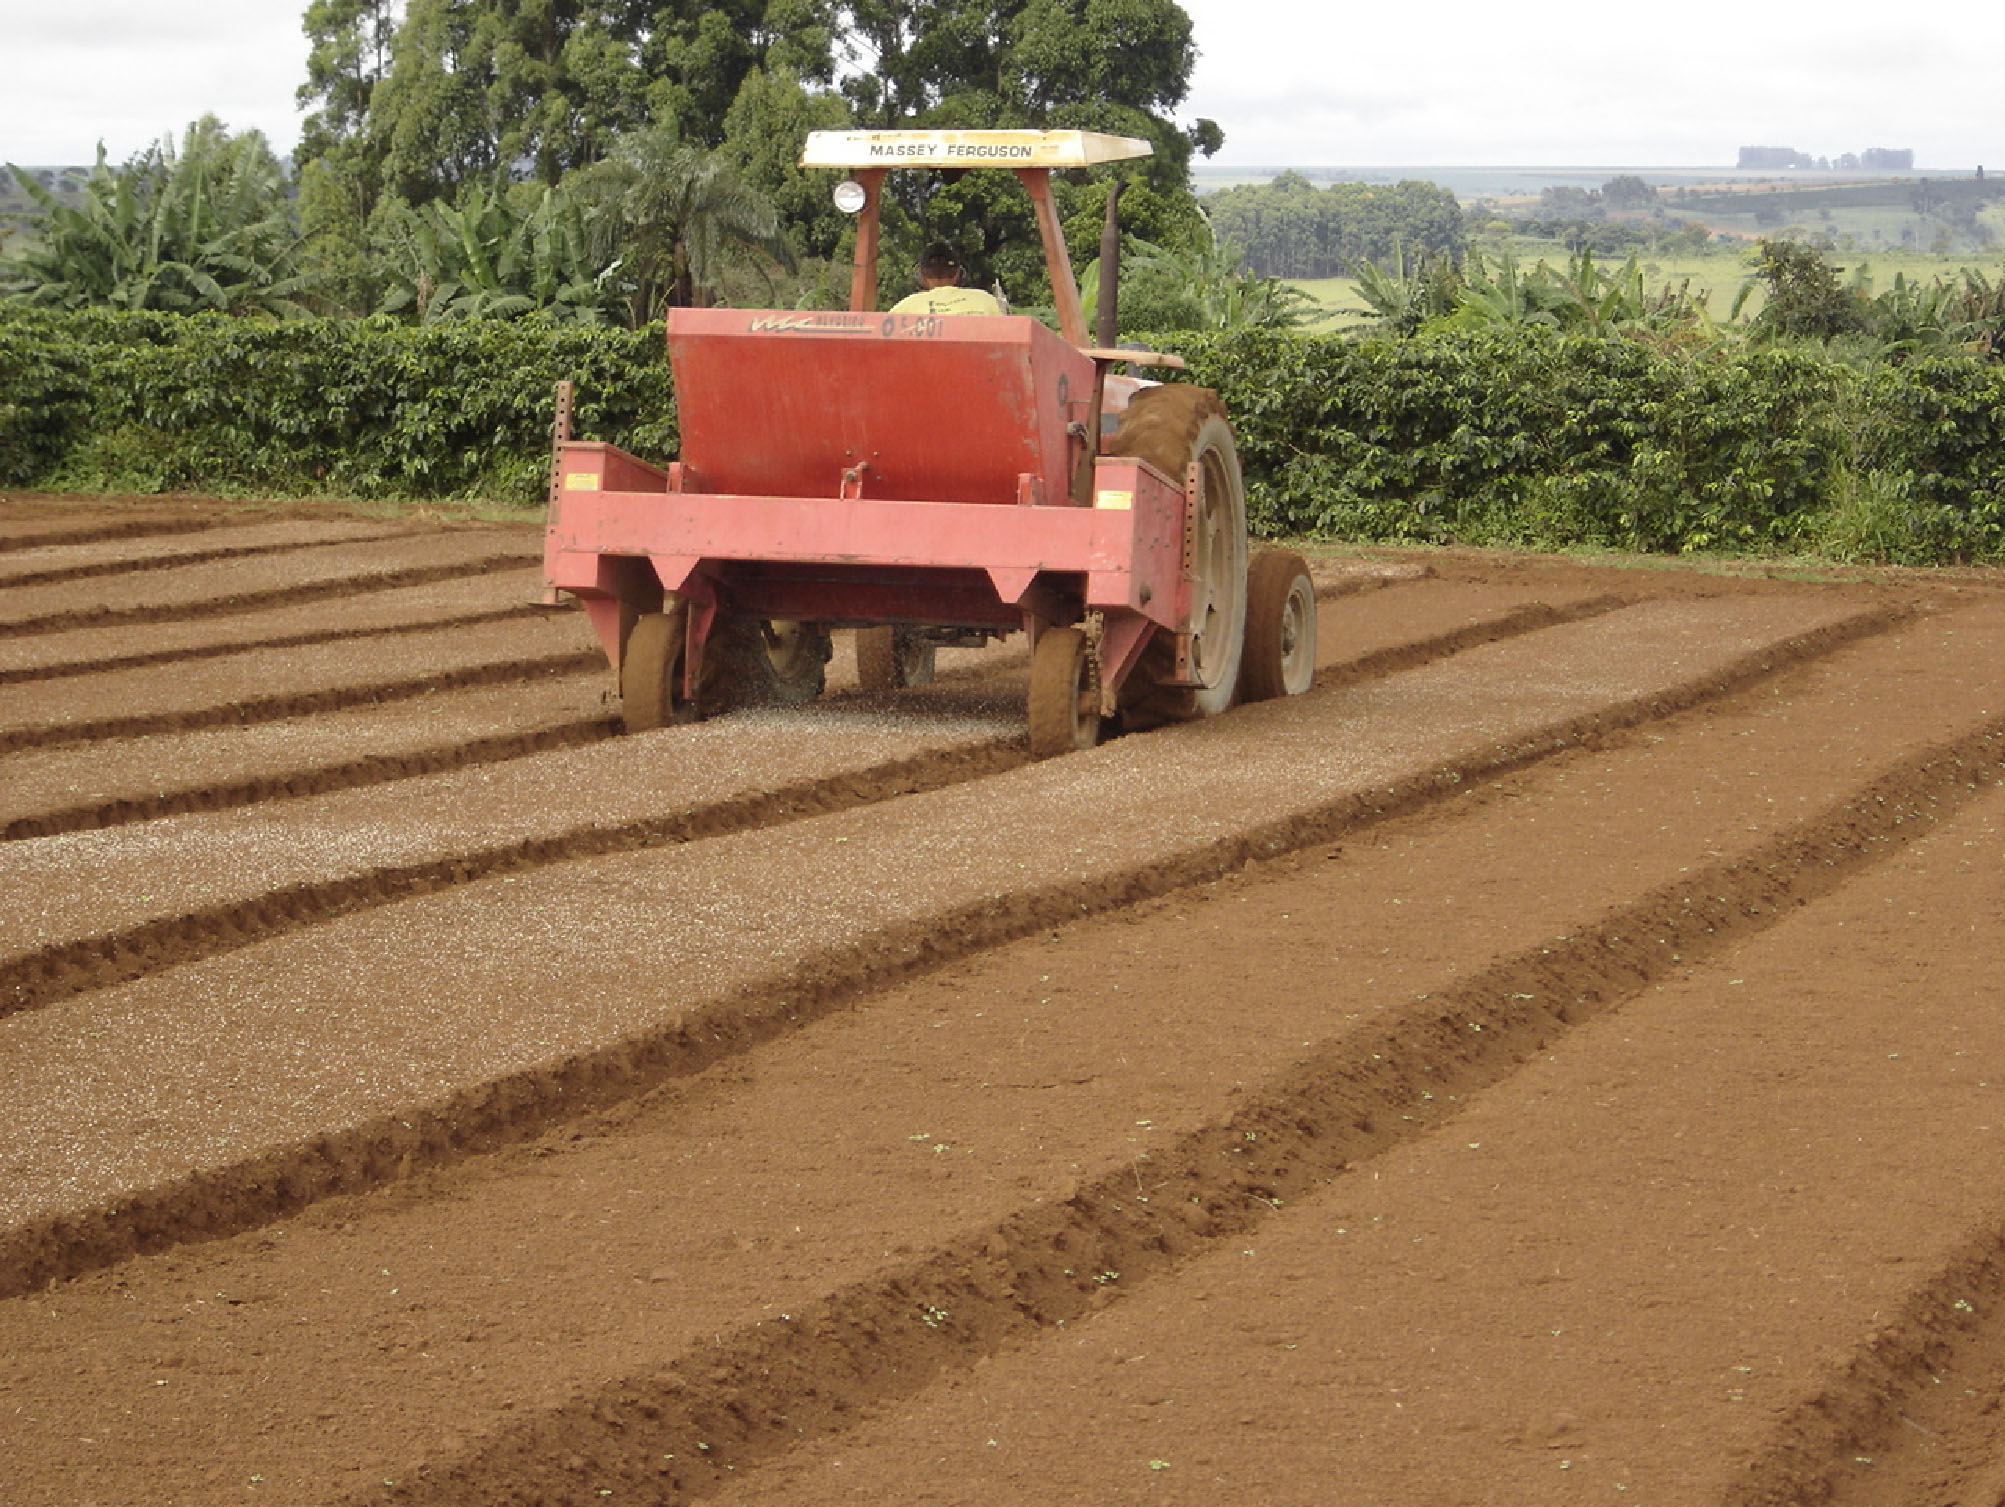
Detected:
left=1, top=0, right=1998, bottom=171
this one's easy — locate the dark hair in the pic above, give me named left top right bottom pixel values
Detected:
left=919, top=243, right=964, bottom=280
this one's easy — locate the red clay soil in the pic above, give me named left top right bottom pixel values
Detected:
left=3, top=495, right=2005, bottom=1507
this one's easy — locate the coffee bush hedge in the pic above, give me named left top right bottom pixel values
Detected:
left=0, top=309, right=676, bottom=501
left=5, top=308, right=2003, bottom=562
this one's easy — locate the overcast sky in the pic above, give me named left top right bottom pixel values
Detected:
left=2, top=0, right=1998, bottom=170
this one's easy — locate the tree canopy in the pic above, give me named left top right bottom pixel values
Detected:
left=299, top=0, right=844, bottom=208
left=1202, top=175, right=1464, bottom=280
left=295, top=0, right=1214, bottom=207
left=12, top=0, right=1224, bottom=328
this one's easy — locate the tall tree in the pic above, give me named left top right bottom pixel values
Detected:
left=297, top=0, right=400, bottom=164
left=842, top=0, right=1213, bottom=180
left=1737, top=239, right=1872, bottom=340
left=295, top=0, right=1216, bottom=312
left=718, top=66, right=856, bottom=261
left=828, top=0, right=1217, bottom=306
left=300, top=0, right=841, bottom=208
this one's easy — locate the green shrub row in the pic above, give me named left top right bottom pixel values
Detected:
left=0, top=309, right=676, bottom=502
left=6, top=309, right=2004, bottom=563
left=1164, top=326, right=2005, bottom=562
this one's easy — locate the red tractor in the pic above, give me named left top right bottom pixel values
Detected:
left=543, top=128, right=1316, bottom=757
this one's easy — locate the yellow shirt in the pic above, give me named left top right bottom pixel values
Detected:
left=889, top=285, right=1003, bottom=315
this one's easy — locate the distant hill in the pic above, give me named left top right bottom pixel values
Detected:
left=1190, top=164, right=1987, bottom=201
left=1, top=164, right=90, bottom=211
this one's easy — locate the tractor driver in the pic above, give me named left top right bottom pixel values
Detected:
left=889, top=244, right=1003, bottom=316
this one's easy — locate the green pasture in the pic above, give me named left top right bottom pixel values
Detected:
left=1290, top=243, right=2005, bottom=331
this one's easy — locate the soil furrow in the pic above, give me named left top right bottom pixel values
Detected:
left=705, top=740, right=2005, bottom=1507
left=1313, top=592, right=1625, bottom=687
left=0, top=504, right=239, bottom=551
left=0, top=565, right=1608, bottom=842
left=0, top=673, right=613, bottom=839
left=0, top=647, right=603, bottom=754
left=0, top=555, right=1982, bottom=1507
left=0, top=566, right=552, bottom=677
left=0, top=711, right=614, bottom=843
left=355, top=692, right=2005, bottom=1506
left=0, top=596, right=1865, bottom=992
left=0, top=733, right=1025, bottom=1020
left=0, top=597, right=1897, bottom=1299
left=0, top=604, right=545, bottom=686
left=0, top=520, right=401, bottom=587
left=1728, top=1220, right=2005, bottom=1506
left=0, top=547, right=537, bottom=638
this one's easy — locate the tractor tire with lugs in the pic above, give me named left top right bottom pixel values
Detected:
left=1105, top=384, right=1248, bottom=729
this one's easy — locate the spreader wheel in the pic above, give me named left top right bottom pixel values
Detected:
left=619, top=609, right=694, bottom=732
left=753, top=620, right=834, bottom=704
left=1238, top=550, right=1318, bottom=702
left=855, top=626, right=937, bottom=691
left=1106, top=384, right=1248, bottom=729
left=688, top=616, right=830, bottom=709
left=1027, top=626, right=1101, bottom=758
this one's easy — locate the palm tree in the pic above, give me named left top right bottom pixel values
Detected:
left=566, top=126, right=794, bottom=325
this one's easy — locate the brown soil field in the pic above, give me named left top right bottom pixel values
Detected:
left=4, top=492, right=2005, bottom=1507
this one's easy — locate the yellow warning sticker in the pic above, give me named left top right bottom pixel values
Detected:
left=563, top=472, right=601, bottom=491
left=1094, top=489, right=1133, bottom=510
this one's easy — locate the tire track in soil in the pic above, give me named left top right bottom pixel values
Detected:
left=0, top=548, right=537, bottom=639
left=355, top=698, right=2005, bottom=1507
left=0, top=600, right=1903, bottom=1300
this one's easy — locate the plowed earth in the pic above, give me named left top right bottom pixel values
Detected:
left=4, top=493, right=2005, bottom=1507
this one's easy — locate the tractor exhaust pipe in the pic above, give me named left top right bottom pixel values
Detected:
left=1096, top=179, right=1124, bottom=348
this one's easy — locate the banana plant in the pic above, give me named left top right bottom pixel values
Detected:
left=374, top=181, right=609, bottom=323
left=1, top=118, right=308, bottom=315
left=1351, top=239, right=1461, bottom=333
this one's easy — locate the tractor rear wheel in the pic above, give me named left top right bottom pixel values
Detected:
left=855, top=626, right=937, bottom=691
left=1239, top=550, right=1317, bottom=702
left=620, top=610, right=695, bottom=732
left=1027, top=626, right=1101, bottom=758
left=1106, top=384, right=1248, bottom=729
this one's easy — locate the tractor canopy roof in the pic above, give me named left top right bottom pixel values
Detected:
left=799, top=129, right=1152, bottom=171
